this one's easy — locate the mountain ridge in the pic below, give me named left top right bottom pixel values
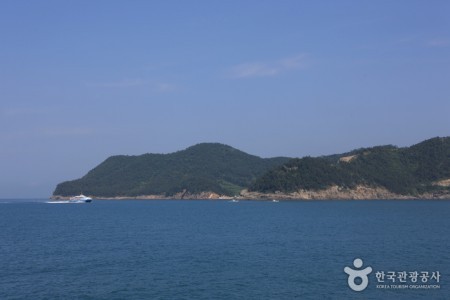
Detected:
left=52, top=137, right=450, bottom=200
left=249, top=137, right=450, bottom=198
left=53, top=143, right=289, bottom=198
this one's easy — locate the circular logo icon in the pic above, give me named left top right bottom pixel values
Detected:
left=344, top=258, right=373, bottom=292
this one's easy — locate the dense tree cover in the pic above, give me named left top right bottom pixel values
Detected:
left=53, top=143, right=289, bottom=197
left=54, top=137, right=450, bottom=197
left=250, top=137, right=450, bottom=195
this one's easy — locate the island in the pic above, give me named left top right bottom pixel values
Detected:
left=52, top=137, right=450, bottom=200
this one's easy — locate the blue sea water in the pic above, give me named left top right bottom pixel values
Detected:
left=0, top=199, right=449, bottom=300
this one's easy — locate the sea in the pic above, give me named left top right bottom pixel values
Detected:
left=0, top=199, right=449, bottom=300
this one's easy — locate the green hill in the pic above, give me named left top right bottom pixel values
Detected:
left=249, top=137, right=450, bottom=196
left=53, top=143, right=289, bottom=197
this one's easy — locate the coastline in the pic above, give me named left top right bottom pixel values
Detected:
left=51, top=185, right=450, bottom=201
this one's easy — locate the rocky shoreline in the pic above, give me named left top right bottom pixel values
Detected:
left=240, top=185, right=450, bottom=200
left=51, top=185, right=450, bottom=200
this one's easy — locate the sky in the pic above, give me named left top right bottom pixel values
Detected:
left=1, top=0, right=449, bottom=198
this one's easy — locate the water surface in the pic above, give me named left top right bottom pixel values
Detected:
left=0, top=199, right=448, bottom=299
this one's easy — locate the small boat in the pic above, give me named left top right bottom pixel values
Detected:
left=69, top=194, right=92, bottom=203
left=272, top=199, right=279, bottom=202
left=47, top=194, right=92, bottom=204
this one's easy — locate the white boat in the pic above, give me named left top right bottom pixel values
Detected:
left=69, top=194, right=92, bottom=203
left=47, top=195, right=92, bottom=204
left=272, top=199, right=279, bottom=202
left=47, top=194, right=92, bottom=204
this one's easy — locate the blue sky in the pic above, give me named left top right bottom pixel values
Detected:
left=1, top=1, right=449, bottom=198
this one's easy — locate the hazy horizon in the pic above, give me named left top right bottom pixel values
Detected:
left=1, top=1, right=449, bottom=198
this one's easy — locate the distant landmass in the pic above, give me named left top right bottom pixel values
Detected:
left=53, top=143, right=289, bottom=199
left=247, top=136, right=450, bottom=199
left=53, top=137, right=450, bottom=200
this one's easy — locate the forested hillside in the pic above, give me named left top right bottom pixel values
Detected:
left=53, top=143, right=289, bottom=197
left=249, top=137, right=450, bottom=196
left=54, top=137, right=450, bottom=198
